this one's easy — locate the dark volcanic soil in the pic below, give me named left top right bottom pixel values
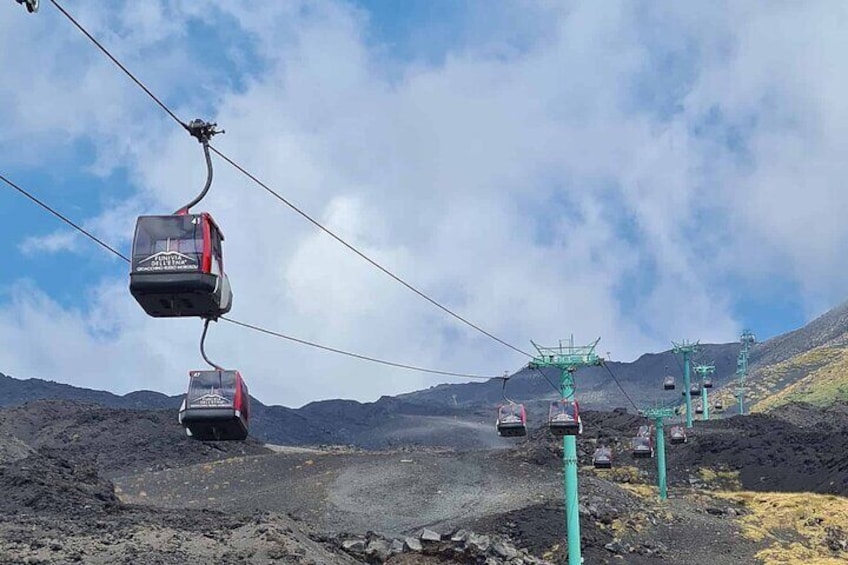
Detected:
left=0, top=400, right=269, bottom=474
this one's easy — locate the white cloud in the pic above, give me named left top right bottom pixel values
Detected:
left=1, top=1, right=846, bottom=406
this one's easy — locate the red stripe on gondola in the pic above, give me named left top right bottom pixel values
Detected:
left=201, top=213, right=212, bottom=273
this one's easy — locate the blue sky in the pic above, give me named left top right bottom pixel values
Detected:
left=0, top=1, right=842, bottom=406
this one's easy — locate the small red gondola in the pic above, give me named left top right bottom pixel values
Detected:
left=669, top=425, right=687, bottom=444
left=179, top=370, right=249, bottom=441
left=549, top=399, right=581, bottom=437
left=593, top=446, right=613, bottom=469
left=631, top=435, right=654, bottom=458
left=663, top=375, right=676, bottom=390
left=496, top=403, right=527, bottom=437
left=130, top=212, right=232, bottom=319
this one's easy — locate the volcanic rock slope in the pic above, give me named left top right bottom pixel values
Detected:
left=3, top=397, right=848, bottom=563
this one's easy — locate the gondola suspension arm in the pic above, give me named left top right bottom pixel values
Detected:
left=175, top=119, right=224, bottom=215
left=200, top=319, right=224, bottom=371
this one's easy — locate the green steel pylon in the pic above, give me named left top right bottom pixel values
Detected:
left=672, top=340, right=700, bottom=428
left=736, top=330, right=756, bottom=415
left=693, top=363, right=715, bottom=421
left=640, top=406, right=678, bottom=500
left=529, top=336, right=603, bottom=565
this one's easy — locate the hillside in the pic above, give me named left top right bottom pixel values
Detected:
left=2, top=395, right=848, bottom=562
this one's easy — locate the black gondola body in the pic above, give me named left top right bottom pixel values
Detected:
left=496, top=403, right=527, bottom=437
left=689, top=383, right=701, bottom=396
left=549, top=399, right=581, bottom=437
left=703, top=378, right=713, bottom=389
left=631, top=435, right=654, bottom=458
left=663, top=375, right=676, bottom=390
left=130, top=213, right=232, bottom=319
left=669, top=425, right=687, bottom=444
left=179, top=370, right=249, bottom=441
left=593, top=446, right=613, bottom=469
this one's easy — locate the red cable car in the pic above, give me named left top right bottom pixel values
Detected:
left=129, top=212, right=232, bottom=319
left=593, top=446, right=613, bottom=469
left=549, top=399, right=581, bottom=437
left=178, top=370, right=249, bottom=441
left=496, top=403, right=527, bottom=437
left=631, top=435, right=654, bottom=458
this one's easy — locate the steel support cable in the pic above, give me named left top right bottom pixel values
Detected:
left=220, top=317, right=492, bottom=380
left=1, top=172, right=496, bottom=381
left=209, top=146, right=533, bottom=359
left=531, top=366, right=563, bottom=396
left=44, top=0, right=532, bottom=360
left=601, top=362, right=640, bottom=412
left=0, top=173, right=130, bottom=262
left=48, top=0, right=186, bottom=130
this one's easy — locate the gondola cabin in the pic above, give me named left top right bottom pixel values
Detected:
left=714, top=399, right=724, bottom=411
left=496, top=403, right=527, bottom=437
left=593, top=446, right=613, bottom=469
left=695, top=401, right=704, bottom=414
left=663, top=375, right=676, bottom=390
left=549, top=399, right=581, bottom=437
left=636, top=424, right=653, bottom=438
left=631, top=436, right=654, bottom=458
left=130, top=213, right=233, bottom=319
left=179, top=370, right=249, bottom=441
left=703, top=378, right=713, bottom=389
left=669, top=425, right=687, bottom=444
left=689, top=383, right=701, bottom=396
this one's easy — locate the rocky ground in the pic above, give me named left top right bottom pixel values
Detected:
left=1, top=400, right=847, bottom=563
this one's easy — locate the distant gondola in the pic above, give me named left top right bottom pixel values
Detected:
left=689, top=383, right=701, bottom=396
left=695, top=401, right=704, bottom=415
left=496, top=403, right=527, bottom=437
left=593, top=446, right=613, bottom=469
left=714, top=399, right=724, bottom=411
left=549, top=399, right=581, bottom=437
left=130, top=212, right=233, bottom=319
left=179, top=370, right=249, bottom=441
left=631, top=435, right=654, bottom=458
left=669, top=425, right=687, bottom=444
left=663, top=375, right=676, bottom=390
left=703, top=378, right=713, bottom=389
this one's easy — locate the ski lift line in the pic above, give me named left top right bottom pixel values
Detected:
left=219, top=317, right=494, bottom=380
left=209, top=146, right=534, bottom=359
left=0, top=172, right=131, bottom=262
left=40, top=0, right=533, bottom=361
left=2, top=173, right=499, bottom=383
left=601, top=362, right=640, bottom=412
left=531, top=366, right=565, bottom=396
left=48, top=0, right=186, bottom=130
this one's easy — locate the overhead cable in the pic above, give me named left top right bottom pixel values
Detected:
left=1, top=171, right=495, bottom=382
left=45, top=0, right=531, bottom=359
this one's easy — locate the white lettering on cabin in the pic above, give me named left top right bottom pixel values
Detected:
left=191, top=392, right=230, bottom=408
left=136, top=251, right=198, bottom=272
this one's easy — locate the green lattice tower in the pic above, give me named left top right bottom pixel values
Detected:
left=672, top=340, right=700, bottom=428
left=640, top=406, right=678, bottom=500
left=736, top=330, right=756, bottom=415
left=529, top=336, right=603, bottom=565
left=693, top=364, right=715, bottom=421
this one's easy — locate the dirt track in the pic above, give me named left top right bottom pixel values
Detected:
left=113, top=449, right=559, bottom=536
